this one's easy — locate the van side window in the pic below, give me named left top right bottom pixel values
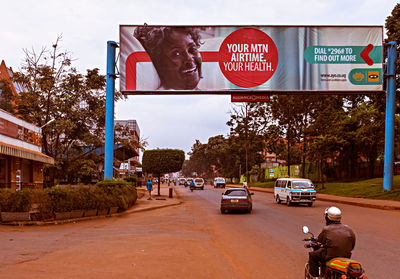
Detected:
left=281, top=180, right=286, bottom=188
left=287, top=181, right=291, bottom=188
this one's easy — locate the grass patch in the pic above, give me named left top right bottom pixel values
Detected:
left=245, top=176, right=400, bottom=201
left=251, top=181, right=276, bottom=188
left=312, top=176, right=400, bottom=201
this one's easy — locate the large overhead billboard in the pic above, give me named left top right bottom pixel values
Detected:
left=119, top=25, right=383, bottom=94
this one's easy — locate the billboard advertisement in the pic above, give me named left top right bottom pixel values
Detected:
left=119, top=25, right=383, bottom=94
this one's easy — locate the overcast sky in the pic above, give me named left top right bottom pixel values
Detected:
left=1, top=0, right=398, bottom=157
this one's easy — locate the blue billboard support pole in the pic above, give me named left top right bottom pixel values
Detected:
left=104, top=41, right=118, bottom=180
left=383, top=41, right=397, bottom=191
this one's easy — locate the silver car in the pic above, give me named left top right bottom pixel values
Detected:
left=194, top=178, right=205, bottom=190
left=220, top=188, right=253, bottom=213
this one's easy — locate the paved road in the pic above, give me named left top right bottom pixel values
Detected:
left=184, top=184, right=400, bottom=278
left=0, top=184, right=399, bottom=278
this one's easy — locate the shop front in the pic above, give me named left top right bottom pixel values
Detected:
left=0, top=109, right=54, bottom=191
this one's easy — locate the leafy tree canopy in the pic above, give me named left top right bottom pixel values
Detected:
left=142, top=149, right=185, bottom=176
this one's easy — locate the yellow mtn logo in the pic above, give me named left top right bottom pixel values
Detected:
left=352, top=72, right=364, bottom=81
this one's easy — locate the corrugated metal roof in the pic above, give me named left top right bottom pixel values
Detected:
left=0, top=141, right=54, bottom=164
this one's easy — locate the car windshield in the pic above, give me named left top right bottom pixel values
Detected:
left=224, top=190, right=247, bottom=196
left=215, top=178, right=225, bottom=183
left=292, top=181, right=314, bottom=189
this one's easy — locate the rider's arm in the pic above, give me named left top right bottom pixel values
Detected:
left=350, top=227, right=356, bottom=250
left=317, top=227, right=327, bottom=246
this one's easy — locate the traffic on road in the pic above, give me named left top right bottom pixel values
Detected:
left=1, top=180, right=399, bottom=278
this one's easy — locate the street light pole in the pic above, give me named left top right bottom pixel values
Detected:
left=40, top=118, right=55, bottom=130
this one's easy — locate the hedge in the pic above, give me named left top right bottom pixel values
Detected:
left=0, top=180, right=137, bottom=217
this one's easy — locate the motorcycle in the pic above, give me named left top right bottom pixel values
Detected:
left=190, top=184, right=195, bottom=192
left=302, top=226, right=367, bottom=279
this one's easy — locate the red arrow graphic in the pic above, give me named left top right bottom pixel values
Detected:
left=360, top=44, right=374, bottom=66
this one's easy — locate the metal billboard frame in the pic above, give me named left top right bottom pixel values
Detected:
left=104, top=26, right=396, bottom=192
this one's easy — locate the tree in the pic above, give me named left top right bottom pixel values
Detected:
left=186, top=140, right=212, bottom=178
left=205, top=135, right=242, bottom=179
left=142, top=149, right=185, bottom=195
left=12, top=36, right=125, bottom=183
left=227, top=103, right=269, bottom=182
left=269, top=95, right=323, bottom=176
left=385, top=3, right=400, bottom=96
left=0, top=79, right=17, bottom=113
left=264, top=125, right=286, bottom=159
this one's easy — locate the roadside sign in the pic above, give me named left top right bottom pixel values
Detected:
left=269, top=169, right=274, bottom=177
left=231, top=94, right=270, bottom=102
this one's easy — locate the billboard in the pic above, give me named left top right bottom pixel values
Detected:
left=120, top=25, right=383, bottom=94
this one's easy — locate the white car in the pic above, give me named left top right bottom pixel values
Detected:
left=194, top=178, right=205, bottom=190
left=178, top=178, right=187, bottom=186
left=213, top=177, right=226, bottom=188
left=274, top=178, right=316, bottom=207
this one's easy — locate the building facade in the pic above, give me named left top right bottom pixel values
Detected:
left=114, top=119, right=141, bottom=177
left=0, top=109, right=54, bottom=190
left=0, top=60, right=54, bottom=190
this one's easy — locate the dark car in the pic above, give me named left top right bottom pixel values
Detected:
left=220, top=188, right=254, bottom=214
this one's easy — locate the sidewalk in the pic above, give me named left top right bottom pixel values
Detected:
left=227, top=184, right=400, bottom=211
left=125, top=183, right=182, bottom=214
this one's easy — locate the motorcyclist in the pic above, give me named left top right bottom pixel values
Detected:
left=308, top=206, right=356, bottom=278
left=190, top=180, right=195, bottom=187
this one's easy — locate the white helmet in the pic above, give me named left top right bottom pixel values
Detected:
left=324, top=206, right=342, bottom=222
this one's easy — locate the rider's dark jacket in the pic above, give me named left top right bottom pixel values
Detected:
left=317, top=222, right=356, bottom=260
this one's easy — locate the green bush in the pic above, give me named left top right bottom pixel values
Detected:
left=0, top=189, right=33, bottom=212
left=45, top=186, right=72, bottom=212
left=123, top=176, right=138, bottom=186
left=33, top=190, right=53, bottom=219
left=94, top=188, right=114, bottom=209
left=96, top=180, right=137, bottom=210
left=97, top=179, right=130, bottom=188
left=78, top=187, right=97, bottom=210
left=0, top=181, right=138, bottom=219
left=69, top=188, right=87, bottom=210
left=0, top=189, right=13, bottom=211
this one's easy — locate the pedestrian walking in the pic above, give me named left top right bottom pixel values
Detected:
left=146, top=179, right=153, bottom=200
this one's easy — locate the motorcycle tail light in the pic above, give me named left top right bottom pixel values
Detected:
left=348, top=263, right=363, bottom=277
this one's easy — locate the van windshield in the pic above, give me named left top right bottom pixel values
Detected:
left=292, top=181, right=314, bottom=189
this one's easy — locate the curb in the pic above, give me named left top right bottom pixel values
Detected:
left=315, top=195, right=400, bottom=211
